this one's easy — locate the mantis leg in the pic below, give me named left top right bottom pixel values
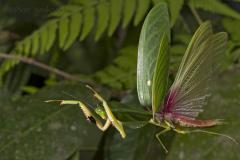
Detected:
left=173, top=128, right=238, bottom=144
left=156, top=127, right=171, bottom=153
left=173, top=128, right=187, bottom=134
left=86, top=85, right=126, bottom=138
left=45, top=100, right=111, bottom=131
left=99, top=118, right=111, bottom=131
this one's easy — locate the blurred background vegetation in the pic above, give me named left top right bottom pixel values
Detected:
left=0, top=0, right=240, bottom=159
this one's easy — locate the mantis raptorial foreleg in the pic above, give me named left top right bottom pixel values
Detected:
left=47, top=100, right=111, bottom=131
left=46, top=85, right=126, bottom=138
left=86, top=85, right=126, bottom=138
left=156, top=127, right=171, bottom=153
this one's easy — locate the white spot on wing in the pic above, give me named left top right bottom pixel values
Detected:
left=147, top=80, right=151, bottom=86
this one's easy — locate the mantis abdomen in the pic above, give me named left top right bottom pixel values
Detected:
left=172, top=114, right=223, bottom=127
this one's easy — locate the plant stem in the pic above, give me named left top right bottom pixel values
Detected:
left=0, top=53, right=78, bottom=81
left=189, top=5, right=203, bottom=25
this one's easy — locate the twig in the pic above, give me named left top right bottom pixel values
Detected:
left=0, top=53, right=79, bottom=81
left=189, top=5, right=203, bottom=25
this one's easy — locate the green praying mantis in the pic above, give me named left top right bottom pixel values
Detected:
left=46, top=83, right=237, bottom=153
left=46, top=21, right=238, bottom=153
left=46, top=85, right=126, bottom=138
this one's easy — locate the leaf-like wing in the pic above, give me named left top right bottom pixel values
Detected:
left=163, top=22, right=228, bottom=118
left=137, top=3, right=170, bottom=106
left=152, top=33, right=169, bottom=114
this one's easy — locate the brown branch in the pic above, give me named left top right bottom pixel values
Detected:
left=0, top=53, right=79, bottom=81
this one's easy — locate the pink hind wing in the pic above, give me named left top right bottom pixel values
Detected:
left=163, top=22, right=227, bottom=118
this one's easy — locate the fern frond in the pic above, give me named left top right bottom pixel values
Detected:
left=134, top=0, right=151, bottom=26
left=64, top=12, right=82, bottom=50
left=95, top=1, right=109, bottom=41
left=167, top=0, right=184, bottom=27
left=92, top=46, right=137, bottom=90
left=189, top=0, right=240, bottom=20
left=17, top=0, right=152, bottom=52
left=108, top=0, right=123, bottom=36
left=0, top=0, right=151, bottom=77
left=222, top=18, right=240, bottom=42
left=1, top=0, right=239, bottom=79
left=122, top=0, right=136, bottom=28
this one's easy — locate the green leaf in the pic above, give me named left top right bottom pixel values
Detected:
left=59, top=17, right=69, bottom=48
left=189, top=0, right=240, bottom=20
left=40, top=25, right=49, bottom=54
left=122, top=0, right=136, bottom=28
left=137, top=3, right=170, bottom=106
left=109, top=101, right=152, bottom=124
left=63, top=12, right=82, bottom=50
left=21, top=85, right=39, bottom=94
left=50, top=5, right=81, bottom=17
left=31, top=31, right=40, bottom=55
left=46, top=21, right=57, bottom=51
left=108, top=0, right=123, bottom=36
left=222, top=18, right=240, bottom=42
left=80, top=7, right=95, bottom=41
left=23, top=38, right=31, bottom=56
left=70, top=0, right=97, bottom=5
left=167, top=0, right=184, bottom=27
left=104, top=124, right=171, bottom=160
left=134, top=0, right=150, bottom=26
left=93, top=46, right=137, bottom=90
left=166, top=69, right=240, bottom=159
left=95, top=1, right=110, bottom=41
left=0, top=60, right=18, bottom=77
left=15, top=43, right=23, bottom=54
left=152, top=33, right=169, bottom=114
left=152, top=0, right=160, bottom=5
left=0, top=83, right=102, bottom=160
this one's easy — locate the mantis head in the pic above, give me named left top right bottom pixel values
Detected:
left=95, top=106, right=107, bottom=120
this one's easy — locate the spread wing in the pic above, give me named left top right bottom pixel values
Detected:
left=163, top=21, right=228, bottom=118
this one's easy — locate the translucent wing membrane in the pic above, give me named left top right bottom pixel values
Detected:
left=163, top=22, right=228, bottom=118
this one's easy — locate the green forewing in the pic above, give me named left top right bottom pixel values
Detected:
left=137, top=3, right=170, bottom=106
left=152, top=34, right=169, bottom=114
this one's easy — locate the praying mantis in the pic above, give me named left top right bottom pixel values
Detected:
left=46, top=85, right=126, bottom=138
left=47, top=21, right=238, bottom=153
